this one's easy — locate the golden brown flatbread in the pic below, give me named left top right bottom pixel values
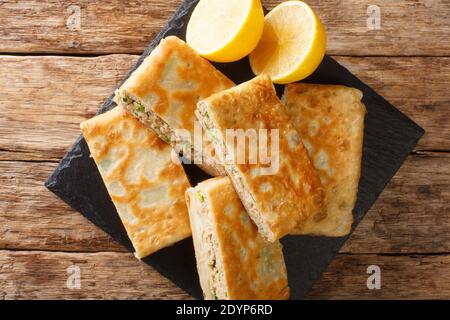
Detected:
left=283, top=83, right=366, bottom=236
left=80, top=107, right=191, bottom=258
left=186, top=176, right=289, bottom=300
left=114, top=36, right=235, bottom=176
left=196, top=75, right=324, bottom=242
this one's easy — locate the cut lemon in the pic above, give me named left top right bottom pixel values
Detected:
left=249, top=1, right=327, bottom=84
left=186, top=0, right=264, bottom=63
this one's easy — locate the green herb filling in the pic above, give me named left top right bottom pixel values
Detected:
left=197, top=191, right=205, bottom=203
left=160, top=134, right=171, bottom=144
left=133, top=101, right=145, bottom=113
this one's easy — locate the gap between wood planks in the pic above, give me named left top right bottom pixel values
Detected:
left=0, top=151, right=448, bottom=254
left=2, top=247, right=450, bottom=256
left=2, top=52, right=450, bottom=58
left=2, top=250, right=450, bottom=299
left=1, top=54, right=448, bottom=151
left=0, top=56, right=447, bottom=254
left=1, top=0, right=449, bottom=56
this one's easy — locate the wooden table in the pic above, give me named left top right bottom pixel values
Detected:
left=0, top=0, right=449, bottom=299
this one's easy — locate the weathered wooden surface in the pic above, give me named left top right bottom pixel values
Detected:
left=0, top=0, right=449, bottom=300
left=0, top=0, right=449, bottom=56
left=0, top=161, right=125, bottom=252
left=308, top=253, right=450, bottom=299
left=0, top=55, right=138, bottom=160
left=341, top=152, right=450, bottom=254
left=0, top=55, right=448, bottom=161
left=1, top=250, right=449, bottom=299
left=1, top=153, right=448, bottom=254
left=0, top=250, right=190, bottom=300
left=0, top=0, right=181, bottom=54
left=336, top=56, right=450, bottom=151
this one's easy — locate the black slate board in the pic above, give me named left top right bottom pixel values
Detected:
left=45, top=0, right=425, bottom=299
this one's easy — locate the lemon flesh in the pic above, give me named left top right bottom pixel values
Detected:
left=187, top=0, right=264, bottom=63
left=249, top=1, right=327, bottom=84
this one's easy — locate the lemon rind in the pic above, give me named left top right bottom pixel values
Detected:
left=187, top=0, right=264, bottom=63
left=249, top=1, right=326, bottom=84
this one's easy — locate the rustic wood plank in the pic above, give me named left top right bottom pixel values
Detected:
left=0, top=250, right=190, bottom=299
left=0, top=55, right=447, bottom=161
left=0, top=55, right=138, bottom=160
left=335, top=56, right=450, bottom=151
left=341, top=152, right=450, bottom=254
left=1, top=249, right=449, bottom=299
left=0, top=0, right=182, bottom=54
left=0, top=0, right=449, bottom=56
left=0, top=153, right=448, bottom=254
left=294, top=0, right=450, bottom=57
left=309, top=253, right=450, bottom=299
left=0, top=160, right=125, bottom=252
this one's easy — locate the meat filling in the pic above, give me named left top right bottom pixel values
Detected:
left=117, top=93, right=192, bottom=156
left=196, top=104, right=271, bottom=240
left=117, top=93, right=225, bottom=176
left=197, top=191, right=227, bottom=299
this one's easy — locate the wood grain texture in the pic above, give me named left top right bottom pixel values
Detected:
left=0, top=55, right=447, bottom=162
left=1, top=0, right=449, bottom=300
left=0, top=0, right=449, bottom=55
left=0, top=250, right=190, bottom=300
left=308, top=253, right=450, bottom=299
left=0, top=55, right=138, bottom=160
left=341, top=152, right=450, bottom=254
left=335, top=56, right=450, bottom=151
left=0, top=0, right=181, bottom=54
left=1, top=250, right=449, bottom=299
left=0, top=160, right=125, bottom=252
left=0, top=153, right=448, bottom=254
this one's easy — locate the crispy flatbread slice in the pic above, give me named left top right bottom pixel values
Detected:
left=186, top=177, right=289, bottom=300
left=196, top=75, right=324, bottom=242
left=283, top=83, right=366, bottom=236
left=114, top=36, right=235, bottom=176
left=80, top=107, right=191, bottom=258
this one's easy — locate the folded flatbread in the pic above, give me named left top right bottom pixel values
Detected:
left=114, top=36, right=235, bottom=176
left=196, top=75, right=324, bottom=242
left=282, top=83, right=366, bottom=236
left=80, top=107, right=191, bottom=258
left=185, top=176, right=289, bottom=300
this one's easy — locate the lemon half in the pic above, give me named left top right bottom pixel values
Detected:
left=249, top=1, right=327, bottom=84
left=186, top=0, right=264, bottom=63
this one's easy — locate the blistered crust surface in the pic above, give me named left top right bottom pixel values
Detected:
left=118, top=36, right=234, bottom=131
left=199, top=177, right=289, bottom=300
left=80, top=107, right=191, bottom=258
left=185, top=187, right=215, bottom=300
left=116, top=36, right=234, bottom=176
left=283, top=83, right=366, bottom=236
left=200, top=76, right=324, bottom=240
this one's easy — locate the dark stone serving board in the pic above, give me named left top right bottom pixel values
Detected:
left=45, top=0, right=425, bottom=299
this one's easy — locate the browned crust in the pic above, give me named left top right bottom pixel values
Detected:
left=187, top=177, right=289, bottom=300
left=197, top=76, right=324, bottom=242
left=80, top=107, right=191, bottom=258
left=114, top=36, right=234, bottom=176
left=283, top=83, right=366, bottom=236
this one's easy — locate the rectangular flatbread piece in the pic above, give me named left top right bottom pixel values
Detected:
left=283, top=83, right=366, bottom=236
left=196, top=75, right=324, bottom=242
left=80, top=107, right=192, bottom=258
left=185, top=176, right=289, bottom=300
left=114, top=36, right=235, bottom=176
